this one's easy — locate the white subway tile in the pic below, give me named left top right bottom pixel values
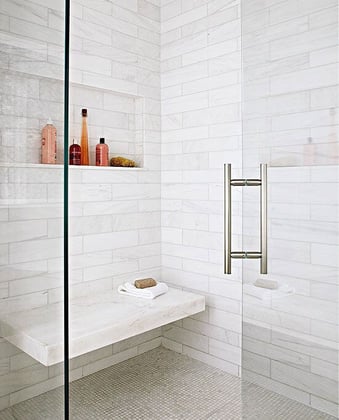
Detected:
left=0, top=220, right=47, bottom=244
left=270, top=24, right=337, bottom=61
left=310, top=395, right=339, bottom=418
left=243, top=369, right=310, bottom=406
left=311, top=243, right=339, bottom=268
left=163, top=5, right=207, bottom=32
left=209, top=338, right=241, bottom=365
left=138, top=227, right=161, bottom=244
left=309, top=6, right=338, bottom=29
left=83, top=260, right=138, bottom=282
left=82, top=347, right=138, bottom=376
left=269, top=0, right=336, bottom=25
left=161, top=336, right=183, bottom=353
left=242, top=350, right=270, bottom=376
left=112, top=4, right=159, bottom=33
left=183, top=345, right=239, bottom=376
left=0, top=364, right=48, bottom=398
left=271, top=360, right=338, bottom=403
left=161, top=266, right=209, bottom=292
left=310, top=45, right=337, bottom=67
left=83, top=231, right=138, bottom=253
left=162, top=91, right=209, bottom=115
left=209, top=308, right=241, bottom=333
left=270, top=64, right=337, bottom=95
left=163, top=324, right=208, bottom=352
left=311, top=358, right=338, bottom=381
left=208, top=19, right=240, bottom=44
left=69, top=184, right=112, bottom=202
left=10, top=18, right=64, bottom=45
left=84, top=7, right=137, bottom=37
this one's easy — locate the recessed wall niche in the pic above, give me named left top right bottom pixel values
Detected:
left=70, top=83, right=145, bottom=168
left=0, top=72, right=144, bottom=167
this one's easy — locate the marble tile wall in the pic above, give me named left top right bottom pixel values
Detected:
left=241, top=0, right=338, bottom=416
left=0, top=0, right=337, bottom=416
left=160, top=0, right=243, bottom=377
left=242, top=166, right=339, bottom=417
left=0, top=0, right=161, bottom=410
left=241, top=0, right=338, bottom=168
left=0, top=162, right=162, bottom=410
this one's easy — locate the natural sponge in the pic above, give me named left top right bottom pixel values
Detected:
left=110, top=156, right=137, bottom=167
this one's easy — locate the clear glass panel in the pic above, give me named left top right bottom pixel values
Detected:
left=0, top=0, right=66, bottom=418
left=241, top=0, right=338, bottom=418
left=67, top=1, right=162, bottom=417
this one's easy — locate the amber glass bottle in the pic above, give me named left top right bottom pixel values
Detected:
left=80, top=108, right=89, bottom=165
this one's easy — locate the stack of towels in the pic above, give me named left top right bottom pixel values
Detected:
left=118, top=278, right=168, bottom=299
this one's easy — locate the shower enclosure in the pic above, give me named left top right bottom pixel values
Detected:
left=0, top=0, right=338, bottom=418
left=241, top=2, right=338, bottom=416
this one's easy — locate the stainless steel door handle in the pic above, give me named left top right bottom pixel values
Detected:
left=224, top=164, right=232, bottom=274
left=224, top=163, right=268, bottom=275
left=260, top=164, right=268, bottom=274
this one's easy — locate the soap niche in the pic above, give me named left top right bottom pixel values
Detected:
left=70, top=83, right=145, bottom=168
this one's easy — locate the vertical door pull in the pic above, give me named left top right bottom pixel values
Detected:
left=224, top=163, right=268, bottom=274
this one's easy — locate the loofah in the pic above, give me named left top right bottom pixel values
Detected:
left=134, top=278, right=157, bottom=289
left=110, top=156, right=137, bottom=167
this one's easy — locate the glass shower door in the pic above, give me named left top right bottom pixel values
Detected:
left=0, top=0, right=68, bottom=418
left=241, top=0, right=338, bottom=417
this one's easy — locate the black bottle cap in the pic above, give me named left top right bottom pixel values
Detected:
left=82, top=108, right=87, bottom=117
left=100, top=138, right=105, bottom=144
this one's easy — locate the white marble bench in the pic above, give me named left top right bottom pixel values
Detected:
left=0, top=288, right=205, bottom=366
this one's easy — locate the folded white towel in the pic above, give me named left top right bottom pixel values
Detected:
left=243, top=284, right=295, bottom=301
left=118, top=282, right=168, bottom=299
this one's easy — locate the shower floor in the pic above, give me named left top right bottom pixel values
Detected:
left=0, top=347, right=335, bottom=420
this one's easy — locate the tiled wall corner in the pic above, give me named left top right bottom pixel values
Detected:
left=160, top=0, right=243, bottom=377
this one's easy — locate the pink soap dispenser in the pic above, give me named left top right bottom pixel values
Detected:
left=41, top=118, right=57, bottom=164
left=96, top=138, right=109, bottom=166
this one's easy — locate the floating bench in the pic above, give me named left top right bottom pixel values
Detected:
left=0, top=288, right=205, bottom=366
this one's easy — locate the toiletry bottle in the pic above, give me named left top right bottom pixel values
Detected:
left=80, top=108, right=89, bottom=165
left=303, top=137, right=315, bottom=165
left=41, top=118, right=57, bottom=164
left=96, top=138, right=109, bottom=166
left=69, top=138, right=81, bottom=165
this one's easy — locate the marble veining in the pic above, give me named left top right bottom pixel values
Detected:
left=0, top=288, right=205, bottom=366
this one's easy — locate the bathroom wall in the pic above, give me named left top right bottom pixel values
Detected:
left=0, top=0, right=337, bottom=416
left=0, top=0, right=161, bottom=410
left=160, top=0, right=243, bottom=376
left=241, top=0, right=338, bottom=416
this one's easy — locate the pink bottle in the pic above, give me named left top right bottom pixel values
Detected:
left=41, top=118, right=57, bottom=164
left=96, top=138, right=109, bottom=166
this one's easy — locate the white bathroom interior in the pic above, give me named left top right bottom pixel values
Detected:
left=0, top=0, right=338, bottom=418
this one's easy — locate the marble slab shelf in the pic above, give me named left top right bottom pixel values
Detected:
left=0, top=288, right=205, bottom=366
